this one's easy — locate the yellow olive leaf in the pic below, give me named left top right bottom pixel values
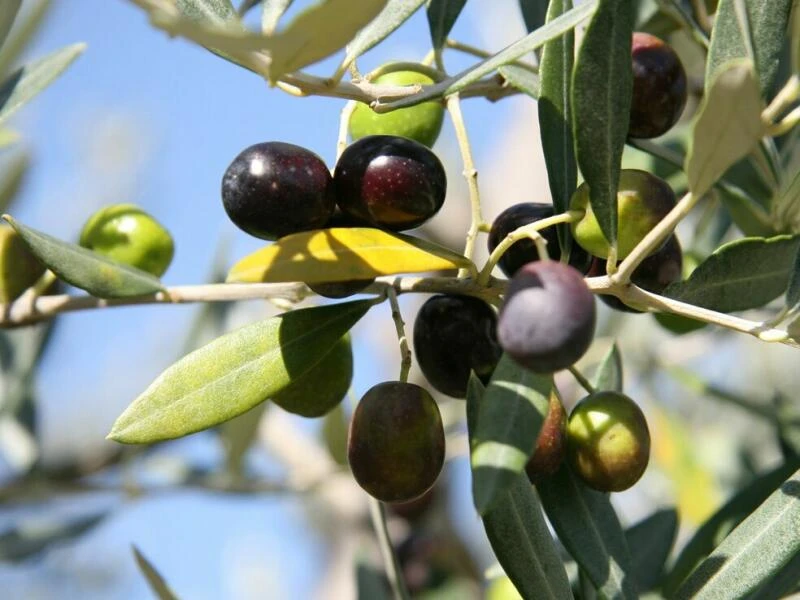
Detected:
left=226, top=227, right=475, bottom=284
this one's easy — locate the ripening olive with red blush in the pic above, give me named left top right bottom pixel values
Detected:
left=525, top=392, right=568, bottom=483
left=334, top=135, right=446, bottom=231
left=487, top=203, right=592, bottom=277
left=221, top=142, right=335, bottom=241
left=629, top=32, right=688, bottom=139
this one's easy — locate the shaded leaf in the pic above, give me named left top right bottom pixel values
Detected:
left=663, top=458, right=800, bottom=597
left=470, top=353, right=553, bottom=514
left=748, top=549, right=800, bottom=600
left=498, top=64, right=540, bottom=98
left=625, top=508, right=678, bottom=591
left=706, top=0, right=793, bottom=99
left=484, top=477, right=574, bottom=600
left=465, top=372, right=484, bottom=443
left=538, top=0, right=575, bottom=256
left=785, top=245, right=800, bottom=312
left=0, top=43, right=85, bottom=127
left=426, top=0, right=466, bottom=50
left=538, top=466, right=637, bottom=599
left=663, top=235, right=800, bottom=312
left=261, top=0, right=293, bottom=33
left=0, top=1, right=23, bottom=52
left=518, top=0, right=548, bottom=32
left=591, top=342, right=623, bottom=393
left=219, top=402, right=268, bottom=477
left=0, top=0, right=52, bottom=78
left=226, top=227, right=473, bottom=284
left=0, top=513, right=106, bottom=562
left=3, top=215, right=165, bottom=299
left=0, top=151, right=28, bottom=213
left=675, top=468, right=800, bottom=600
left=273, top=0, right=388, bottom=81
left=132, top=545, right=179, bottom=600
left=108, top=300, right=372, bottom=444
left=685, top=60, right=765, bottom=198
left=772, top=166, right=800, bottom=234
left=322, top=402, right=349, bottom=465
left=571, top=0, right=634, bottom=252
left=356, top=560, right=390, bottom=600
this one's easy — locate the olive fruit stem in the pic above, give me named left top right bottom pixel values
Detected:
left=568, top=366, right=596, bottom=394
left=763, top=75, right=800, bottom=124
left=767, top=105, right=800, bottom=137
left=613, top=191, right=697, bottom=284
left=367, top=497, right=411, bottom=600
left=385, top=285, right=412, bottom=383
left=477, top=210, right=581, bottom=286
left=446, top=93, right=484, bottom=277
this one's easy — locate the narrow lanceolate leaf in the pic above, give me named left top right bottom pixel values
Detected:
left=0, top=0, right=52, bottom=78
left=498, top=65, right=540, bottom=99
left=483, top=477, right=574, bottom=600
left=338, top=0, right=423, bottom=74
left=571, top=0, right=634, bottom=253
left=0, top=1, right=23, bottom=52
left=685, top=60, right=765, bottom=199
left=675, top=468, right=800, bottom=600
left=538, top=466, right=638, bottom=600
left=0, top=43, right=85, bottom=128
left=663, top=458, right=800, bottom=597
left=706, top=0, right=793, bottom=99
left=132, top=546, right=178, bottom=600
left=226, top=227, right=473, bottom=284
left=467, top=370, right=572, bottom=600
left=538, top=0, right=576, bottom=254
left=664, top=235, right=800, bottom=312
left=591, top=342, right=622, bottom=393
left=471, top=353, right=553, bottom=514
left=625, top=508, right=678, bottom=592
left=785, top=246, right=800, bottom=312
left=262, top=0, right=294, bottom=34
left=3, top=215, right=165, bottom=298
left=268, top=0, right=386, bottom=82
left=748, top=550, right=800, bottom=600
left=772, top=167, right=800, bottom=234
left=426, top=0, right=466, bottom=50
left=109, top=300, right=371, bottom=444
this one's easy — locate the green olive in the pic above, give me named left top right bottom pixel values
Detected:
left=570, top=170, right=676, bottom=260
left=566, top=391, right=650, bottom=492
left=349, top=69, right=444, bottom=148
left=79, top=204, right=174, bottom=277
left=271, top=334, right=353, bottom=418
left=0, top=224, right=46, bottom=303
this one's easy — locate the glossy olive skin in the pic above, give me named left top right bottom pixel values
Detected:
left=348, top=381, right=445, bottom=503
left=0, top=225, right=46, bottom=303
left=413, top=294, right=502, bottom=398
left=498, top=261, right=596, bottom=373
left=566, top=391, right=651, bottom=492
left=570, top=169, right=676, bottom=259
left=349, top=70, right=444, bottom=148
left=79, top=204, right=174, bottom=277
left=221, top=142, right=335, bottom=241
left=487, top=203, right=592, bottom=277
left=271, top=334, right=352, bottom=417
left=597, top=234, right=683, bottom=313
left=525, top=392, right=568, bottom=483
left=334, top=135, right=446, bottom=231
left=629, top=32, right=688, bottom=139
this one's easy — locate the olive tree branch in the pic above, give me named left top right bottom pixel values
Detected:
left=385, top=285, right=412, bottom=383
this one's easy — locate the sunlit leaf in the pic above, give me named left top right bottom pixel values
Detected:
left=0, top=43, right=85, bottom=127
left=470, top=353, right=553, bottom=514
left=3, top=215, right=165, bottom=299
left=664, top=235, right=800, bottom=312
left=108, top=300, right=372, bottom=444
left=538, top=466, right=637, bottom=599
left=685, top=60, right=765, bottom=198
left=591, top=342, right=622, bottom=392
left=177, top=0, right=238, bottom=24
left=426, top=0, right=466, bottom=50
left=674, top=468, right=800, bottom=599
left=132, top=545, right=179, bottom=600
left=261, top=0, right=293, bottom=33
left=226, top=227, right=473, bottom=283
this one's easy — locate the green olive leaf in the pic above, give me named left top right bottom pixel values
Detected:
left=674, top=468, right=800, bottom=600
left=132, top=545, right=178, bottom=600
left=270, top=0, right=387, bottom=82
left=592, top=342, right=623, bottom=393
left=685, top=59, right=765, bottom=199
left=261, top=0, right=294, bottom=34
left=785, top=245, right=800, bottom=313
left=663, top=235, right=800, bottom=312
left=0, top=1, right=23, bottom=52
left=498, top=65, right=540, bottom=99
left=625, top=508, right=679, bottom=592
left=0, top=0, right=52, bottom=79
left=663, top=458, right=800, bottom=597
left=426, top=0, right=466, bottom=51
left=706, top=0, right=793, bottom=99
left=538, top=465, right=638, bottom=600
left=538, top=0, right=575, bottom=257
left=0, top=151, right=28, bottom=213
left=571, top=0, right=635, bottom=252
left=3, top=215, right=165, bottom=299
left=226, top=227, right=474, bottom=283
left=108, top=300, right=372, bottom=444
left=470, top=353, right=553, bottom=515
left=0, top=42, right=85, bottom=128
